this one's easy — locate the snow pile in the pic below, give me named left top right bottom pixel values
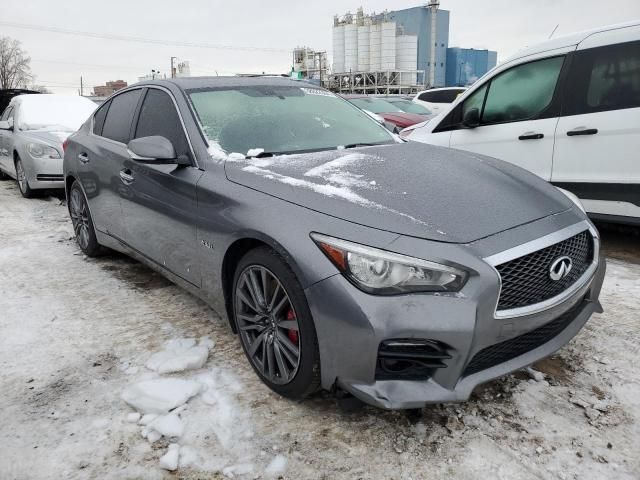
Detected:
left=120, top=337, right=278, bottom=477
left=121, top=378, right=201, bottom=413
left=145, top=337, right=213, bottom=374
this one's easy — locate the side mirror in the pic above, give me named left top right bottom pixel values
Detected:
left=462, top=108, right=480, bottom=129
left=0, top=119, right=13, bottom=131
left=127, top=136, right=189, bottom=165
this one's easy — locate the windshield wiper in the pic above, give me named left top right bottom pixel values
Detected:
left=342, top=142, right=386, bottom=149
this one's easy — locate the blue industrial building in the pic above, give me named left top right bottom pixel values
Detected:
left=384, top=6, right=450, bottom=87
left=445, top=47, right=497, bottom=86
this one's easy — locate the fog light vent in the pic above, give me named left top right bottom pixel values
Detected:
left=375, top=339, right=452, bottom=381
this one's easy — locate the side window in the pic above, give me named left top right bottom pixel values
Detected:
left=101, top=89, right=142, bottom=143
left=418, top=91, right=435, bottom=102
left=481, top=56, right=565, bottom=124
left=134, top=89, right=190, bottom=159
left=462, top=84, right=488, bottom=118
left=92, top=101, right=110, bottom=136
left=564, top=40, right=640, bottom=115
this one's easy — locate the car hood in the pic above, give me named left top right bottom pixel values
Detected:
left=17, top=129, right=69, bottom=148
left=224, top=142, right=572, bottom=243
left=380, top=112, right=425, bottom=126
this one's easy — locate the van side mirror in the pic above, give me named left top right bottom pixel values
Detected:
left=462, top=108, right=480, bottom=129
left=127, top=136, right=189, bottom=165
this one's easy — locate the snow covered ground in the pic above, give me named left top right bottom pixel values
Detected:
left=0, top=179, right=639, bottom=479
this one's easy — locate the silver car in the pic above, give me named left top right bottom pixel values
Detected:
left=63, top=77, right=606, bottom=409
left=0, top=94, right=97, bottom=197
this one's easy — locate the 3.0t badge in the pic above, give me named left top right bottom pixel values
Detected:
left=549, top=256, right=573, bottom=281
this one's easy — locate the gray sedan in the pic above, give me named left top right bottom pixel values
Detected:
left=0, top=94, right=96, bottom=197
left=63, top=77, right=605, bottom=409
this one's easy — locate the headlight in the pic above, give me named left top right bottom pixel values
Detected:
left=557, top=187, right=585, bottom=213
left=310, top=233, right=468, bottom=294
left=28, top=143, right=61, bottom=159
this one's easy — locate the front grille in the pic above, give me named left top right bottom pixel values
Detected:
left=36, top=174, right=64, bottom=182
left=463, top=297, right=584, bottom=377
left=376, top=339, right=451, bottom=381
left=496, top=231, right=593, bottom=311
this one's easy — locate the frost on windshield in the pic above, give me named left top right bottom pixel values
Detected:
left=17, top=95, right=97, bottom=132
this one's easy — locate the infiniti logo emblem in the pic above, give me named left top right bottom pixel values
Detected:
left=549, top=256, right=573, bottom=281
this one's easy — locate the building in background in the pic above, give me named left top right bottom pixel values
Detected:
left=329, top=2, right=497, bottom=92
left=329, top=7, right=423, bottom=94
left=291, top=47, right=328, bottom=85
left=445, top=47, right=497, bottom=86
left=92, top=80, right=127, bottom=97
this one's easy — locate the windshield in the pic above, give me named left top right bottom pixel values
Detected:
left=188, top=85, right=394, bottom=156
left=388, top=99, right=432, bottom=115
left=348, top=97, right=404, bottom=114
left=18, top=95, right=97, bottom=132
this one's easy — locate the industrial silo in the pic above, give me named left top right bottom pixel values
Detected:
left=380, top=21, right=396, bottom=71
left=357, top=24, right=370, bottom=72
left=396, top=35, right=418, bottom=84
left=369, top=22, right=381, bottom=71
left=332, top=24, right=345, bottom=74
left=344, top=23, right=358, bottom=72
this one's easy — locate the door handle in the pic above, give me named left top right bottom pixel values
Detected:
left=119, top=169, right=134, bottom=184
left=78, top=153, right=89, bottom=164
left=567, top=128, right=598, bottom=136
left=518, top=132, right=544, bottom=140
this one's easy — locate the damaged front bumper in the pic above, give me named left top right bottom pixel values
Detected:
left=305, top=222, right=606, bottom=409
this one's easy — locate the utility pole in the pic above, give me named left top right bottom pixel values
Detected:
left=171, top=57, right=177, bottom=78
left=80, top=76, right=83, bottom=96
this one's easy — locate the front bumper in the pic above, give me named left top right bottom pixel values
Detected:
left=24, top=156, right=64, bottom=190
left=305, top=244, right=606, bottom=410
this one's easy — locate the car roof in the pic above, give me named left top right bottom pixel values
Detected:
left=0, top=89, right=40, bottom=114
left=502, top=20, right=640, bottom=64
left=135, top=76, right=314, bottom=91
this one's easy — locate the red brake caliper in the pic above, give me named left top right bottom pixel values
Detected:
left=286, top=308, right=299, bottom=344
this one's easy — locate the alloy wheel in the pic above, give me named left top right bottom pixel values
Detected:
left=69, top=188, right=91, bottom=250
left=235, top=265, right=301, bottom=385
left=16, top=160, right=28, bottom=193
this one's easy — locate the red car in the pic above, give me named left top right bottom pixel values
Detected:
left=343, top=95, right=428, bottom=130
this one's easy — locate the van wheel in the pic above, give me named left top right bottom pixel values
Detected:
left=15, top=158, right=35, bottom=198
left=69, top=180, right=105, bottom=257
left=232, top=246, right=321, bottom=399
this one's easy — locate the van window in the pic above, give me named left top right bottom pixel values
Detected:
left=564, top=40, right=640, bottom=115
left=481, top=56, right=564, bottom=124
left=101, top=89, right=141, bottom=143
left=462, top=84, right=487, bottom=119
left=0, top=106, right=13, bottom=121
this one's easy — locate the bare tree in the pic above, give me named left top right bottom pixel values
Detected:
left=0, top=36, right=32, bottom=89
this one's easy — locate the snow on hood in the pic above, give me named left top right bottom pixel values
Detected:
left=224, top=142, right=573, bottom=243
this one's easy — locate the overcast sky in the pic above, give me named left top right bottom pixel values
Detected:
left=3, top=0, right=639, bottom=94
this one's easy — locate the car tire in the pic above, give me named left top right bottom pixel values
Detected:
left=15, top=157, right=35, bottom=198
left=68, top=180, right=105, bottom=257
left=232, top=246, right=321, bottom=399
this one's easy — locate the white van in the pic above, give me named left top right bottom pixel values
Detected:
left=406, top=22, right=640, bottom=225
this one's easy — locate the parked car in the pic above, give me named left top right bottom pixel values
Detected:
left=384, top=97, right=435, bottom=119
left=412, top=87, right=466, bottom=115
left=0, top=88, right=40, bottom=116
left=64, top=77, right=605, bottom=409
left=406, top=21, right=640, bottom=226
left=343, top=95, right=427, bottom=130
left=0, top=94, right=97, bottom=197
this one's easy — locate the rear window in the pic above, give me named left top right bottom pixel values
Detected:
left=418, top=89, right=465, bottom=103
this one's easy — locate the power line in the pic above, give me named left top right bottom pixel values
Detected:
left=0, top=21, right=290, bottom=53
left=31, top=58, right=146, bottom=71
